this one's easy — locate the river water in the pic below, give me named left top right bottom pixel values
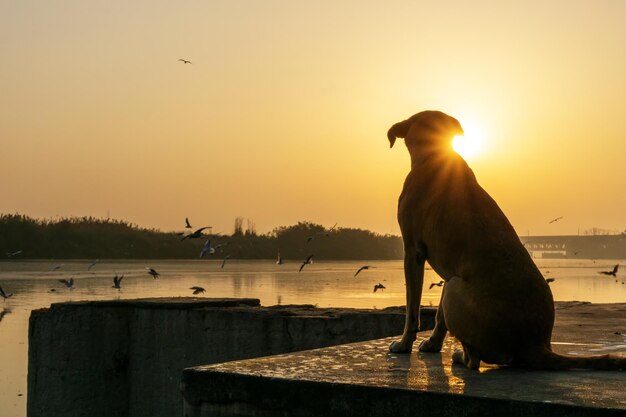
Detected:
left=0, top=258, right=625, bottom=417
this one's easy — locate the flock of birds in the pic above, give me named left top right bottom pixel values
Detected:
left=1, top=218, right=393, bottom=303
left=1, top=214, right=624, bottom=302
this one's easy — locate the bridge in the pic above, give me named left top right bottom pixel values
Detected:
left=519, top=234, right=626, bottom=259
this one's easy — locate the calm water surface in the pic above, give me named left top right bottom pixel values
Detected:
left=1, top=258, right=625, bottom=417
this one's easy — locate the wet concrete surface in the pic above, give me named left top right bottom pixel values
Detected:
left=182, top=302, right=626, bottom=416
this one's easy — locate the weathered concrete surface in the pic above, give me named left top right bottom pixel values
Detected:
left=28, top=298, right=433, bottom=417
left=182, top=302, right=626, bottom=417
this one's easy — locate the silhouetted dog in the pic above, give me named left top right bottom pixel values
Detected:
left=387, top=110, right=625, bottom=370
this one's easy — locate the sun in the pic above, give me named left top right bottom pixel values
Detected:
left=452, top=119, right=486, bottom=159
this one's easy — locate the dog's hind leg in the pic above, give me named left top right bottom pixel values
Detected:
left=452, top=343, right=481, bottom=370
left=418, top=287, right=448, bottom=352
left=390, top=250, right=425, bottom=353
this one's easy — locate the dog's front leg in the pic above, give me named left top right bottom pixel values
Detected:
left=389, top=250, right=425, bottom=353
left=419, top=286, right=448, bottom=352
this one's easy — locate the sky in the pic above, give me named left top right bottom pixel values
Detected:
left=1, top=1, right=625, bottom=236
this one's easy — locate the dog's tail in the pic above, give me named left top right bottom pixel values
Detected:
left=528, top=349, right=626, bottom=370
left=387, top=119, right=411, bottom=148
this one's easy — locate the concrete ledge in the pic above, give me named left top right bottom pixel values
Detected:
left=28, top=298, right=434, bottom=417
left=182, top=302, right=626, bottom=417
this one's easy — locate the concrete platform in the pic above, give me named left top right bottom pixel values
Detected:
left=182, top=302, right=626, bottom=417
left=29, top=298, right=428, bottom=417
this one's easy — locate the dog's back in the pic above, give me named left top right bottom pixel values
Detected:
left=400, top=148, right=555, bottom=356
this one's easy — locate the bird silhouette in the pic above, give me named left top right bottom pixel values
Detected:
left=324, top=222, right=338, bottom=236
left=598, top=265, right=619, bottom=277
left=190, top=286, right=205, bottom=295
left=146, top=267, right=160, bottom=279
left=545, top=278, right=556, bottom=284
left=112, top=275, right=124, bottom=290
left=0, top=286, right=13, bottom=300
left=87, top=259, right=99, bottom=271
left=6, top=250, right=22, bottom=258
left=214, top=242, right=229, bottom=252
left=181, top=227, right=211, bottom=241
left=58, top=278, right=74, bottom=289
left=299, top=255, right=314, bottom=272
left=221, top=255, right=230, bottom=269
left=373, top=283, right=386, bottom=292
left=314, top=222, right=338, bottom=237
left=199, top=240, right=214, bottom=258
left=549, top=216, right=563, bottom=224
left=428, top=280, right=445, bottom=290
left=178, top=59, right=192, bottom=64
left=354, top=265, right=374, bottom=277
left=185, top=217, right=192, bottom=228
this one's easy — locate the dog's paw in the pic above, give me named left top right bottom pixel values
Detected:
left=452, top=348, right=465, bottom=365
left=418, top=337, right=443, bottom=352
left=389, top=339, right=413, bottom=353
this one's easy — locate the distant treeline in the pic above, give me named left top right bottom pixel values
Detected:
left=0, top=214, right=403, bottom=260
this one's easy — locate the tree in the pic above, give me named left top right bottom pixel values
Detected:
left=233, top=217, right=244, bottom=236
left=245, top=218, right=257, bottom=237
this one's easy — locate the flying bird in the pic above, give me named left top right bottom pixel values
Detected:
left=549, top=216, right=563, bottom=224
left=354, top=265, right=374, bottom=277
left=181, top=226, right=211, bottom=241
left=221, top=255, right=230, bottom=269
left=373, top=283, right=386, bottom=292
left=112, top=275, right=124, bottom=290
left=58, top=278, right=74, bottom=289
left=199, top=240, right=214, bottom=258
left=299, top=255, right=314, bottom=272
left=185, top=217, right=192, bottom=228
left=545, top=278, right=556, bottom=284
left=214, top=242, right=229, bottom=253
left=318, top=222, right=338, bottom=237
left=87, top=259, right=99, bottom=271
left=190, top=286, right=205, bottom=295
left=598, top=265, right=619, bottom=277
left=309, top=223, right=339, bottom=240
left=50, top=264, right=64, bottom=271
left=6, top=250, right=22, bottom=258
left=276, top=252, right=284, bottom=265
left=178, top=59, right=192, bottom=64
left=0, top=286, right=13, bottom=300
left=146, top=267, right=160, bottom=279
left=428, top=281, right=445, bottom=290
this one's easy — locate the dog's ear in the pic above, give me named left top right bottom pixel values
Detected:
left=387, top=120, right=410, bottom=148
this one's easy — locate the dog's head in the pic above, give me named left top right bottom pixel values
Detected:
left=387, top=110, right=464, bottom=154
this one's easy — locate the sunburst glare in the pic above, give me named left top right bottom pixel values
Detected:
left=452, top=119, right=486, bottom=159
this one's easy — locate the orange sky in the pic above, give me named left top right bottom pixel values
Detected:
left=1, top=1, right=625, bottom=236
